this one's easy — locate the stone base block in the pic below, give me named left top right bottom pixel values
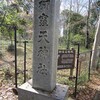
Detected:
left=18, top=80, right=69, bottom=100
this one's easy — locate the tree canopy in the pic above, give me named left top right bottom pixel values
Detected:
left=0, top=0, right=33, bottom=44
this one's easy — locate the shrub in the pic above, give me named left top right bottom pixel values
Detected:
left=71, top=34, right=85, bottom=46
left=0, top=51, right=3, bottom=58
left=7, top=44, right=15, bottom=52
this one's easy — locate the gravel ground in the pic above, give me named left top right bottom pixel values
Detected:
left=0, top=83, right=18, bottom=100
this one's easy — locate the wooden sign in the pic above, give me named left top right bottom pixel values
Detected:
left=58, top=49, right=75, bottom=69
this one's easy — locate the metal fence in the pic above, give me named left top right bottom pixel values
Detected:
left=74, top=44, right=100, bottom=97
left=78, top=48, right=100, bottom=81
left=0, top=38, right=100, bottom=97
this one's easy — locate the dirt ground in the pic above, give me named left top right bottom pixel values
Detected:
left=0, top=70, right=99, bottom=100
left=68, top=71, right=100, bottom=100
left=0, top=51, right=100, bottom=100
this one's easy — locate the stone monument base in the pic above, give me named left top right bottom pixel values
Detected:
left=18, top=79, right=69, bottom=100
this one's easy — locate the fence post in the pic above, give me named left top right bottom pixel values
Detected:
left=88, top=50, right=92, bottom=80
left=23, top=41, right=27, bottom=83
left=74, top=43, right=80, bottom=98
left=14, top=26, right=18, bottom=88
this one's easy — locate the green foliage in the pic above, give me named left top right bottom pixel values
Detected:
left=0, top=51, right=3, bottom=58
left=71, top=34, right=85, bottom=46
left=71, top=21, right=86, bottom=35
left=19, top=18, right=27, bottom=26
left=62, top=10, right=86, bottom=35
left=61, top=7, right=96, bottom=49
left=59, top=36, right=67, bottom=48
left=17, top=0, right=33, bottom=14
left=7, top=44, right=15, bottom=52
left=0, top=0, right=33, bottom=44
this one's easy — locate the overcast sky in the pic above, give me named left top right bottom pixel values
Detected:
left=60, top=0, right=91, bottom=15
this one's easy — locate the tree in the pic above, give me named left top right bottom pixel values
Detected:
left=90, top=0, right=100, bottom=26
left=70, top=12, right=86, bottom=35
left=0, top=0, right=33, bottom=45
left=85, top=0, right=100, bottom=48
left=61, top=9, right=86, bottom=46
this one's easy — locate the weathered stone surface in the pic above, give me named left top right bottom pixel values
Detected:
left=32, top=0, right=60, bottom=91
left=18, top=80, right=69, bottom=100
left=18, top=0, right=69, bottom=100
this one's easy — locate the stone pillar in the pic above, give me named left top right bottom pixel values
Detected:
left=18, top=0, right=68, bottom=100
left=32, top=0, right=58, bottom=91
left=91, top=18, right=100, bottom=69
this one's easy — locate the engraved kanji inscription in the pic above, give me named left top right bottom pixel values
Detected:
left=39, top=13, right=48, bottom=26
left=39, top=0, right=50, bottom=10
left=37, top=63, right=48, bottom=75
left=37, top=46, right=49, bottom=58
left=38, top=31, right=49, bottom=43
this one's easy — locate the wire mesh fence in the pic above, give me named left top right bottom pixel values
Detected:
left=78, top=51, right=91, bottom=84
left=78, top=48, right=100, bottom=82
